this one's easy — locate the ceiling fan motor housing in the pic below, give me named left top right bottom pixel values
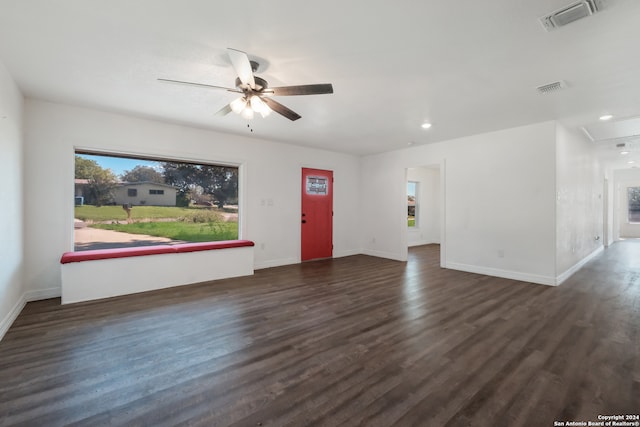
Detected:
left=236, top=76, right=268, bottom=92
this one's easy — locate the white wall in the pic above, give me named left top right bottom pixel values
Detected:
left=555, top=124, right=604, bottom=282
left=22, top=99, right=362, bottom=297
left=361, top=121, right=558, bottom=285
left=0, top=61, right=24, bottom=339
left=613, top=168, right=640, bottom=239
left=360, top=149, right=409, bottom=261
left=407, top=167, right=440, bottom=247
left=604, top=174, right=614, bottom=247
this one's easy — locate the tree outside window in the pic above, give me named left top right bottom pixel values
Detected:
left=75, top=156, right=118, bottom=207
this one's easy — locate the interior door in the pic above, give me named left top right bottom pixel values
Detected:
left=301, top=168, right=333, bottom=261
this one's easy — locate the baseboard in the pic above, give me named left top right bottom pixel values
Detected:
left=0, top=293, right=26, bottom=342
left=25, top=287, right=61, bottom=302
left=255, top=250, right=364, bottom=269
left=254, top=257, right=298, bottom=270
left=0, top=286, right=62, bottom=342
left=361, top=249, right=407, bottom=262
left=408, top=240, right=439, bottom=248
left=255, top=249, right=408, bottom=269
left=555, top=246, right=604, bottom=285
left=445, top=262, right=556, bottom=286
left=333, top=249, right=361, bottom=258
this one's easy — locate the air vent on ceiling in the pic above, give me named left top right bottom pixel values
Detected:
left=626, top=140, right=640, bottom=151
left=539, top=0, right=603, bottom=31
left=536, top=80, right=567, bottom=94
left=606, top=138, right=640, bottom=151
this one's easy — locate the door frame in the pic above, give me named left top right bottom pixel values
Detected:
left=402, top=159, right=447, bottom=267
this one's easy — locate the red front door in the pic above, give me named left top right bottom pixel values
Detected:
left=301, top=168, right=333, bottom=261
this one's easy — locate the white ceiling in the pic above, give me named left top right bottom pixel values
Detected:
left=1, top=0, right=640, bottom=166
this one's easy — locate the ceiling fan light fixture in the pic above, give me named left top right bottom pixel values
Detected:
left=250, top=95, right=270, bottom=116
left=240, top=105, right=254, bottom=120
left=230, top=97, right=247, bottom=114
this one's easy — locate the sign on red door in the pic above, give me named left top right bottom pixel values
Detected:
left=301, top=168, right=333, bottom=261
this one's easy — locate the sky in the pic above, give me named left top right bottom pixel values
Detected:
left=78, top=153, right=163, bottom=178
left=407, top=181, right=417, bottom=198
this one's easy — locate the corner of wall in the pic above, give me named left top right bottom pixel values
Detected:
left=0, top=59, right=26, bottom=341
left=555, top=245, right=604, bottom=285
left=554, top=122, right=604, bottom=278
left=0, top=293, right=26, bottom=341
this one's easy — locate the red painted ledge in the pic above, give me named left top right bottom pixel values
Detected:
left=60, top=240, right=255, bottom=264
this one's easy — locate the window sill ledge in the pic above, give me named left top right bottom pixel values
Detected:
left=60, top=240, right=255, bottom=264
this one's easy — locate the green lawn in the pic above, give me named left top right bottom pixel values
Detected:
left=75, top=205, right=218, bottom=221
left=92, top=221, right=238, bottom=242
left=408, top=218, right=415, bottom=227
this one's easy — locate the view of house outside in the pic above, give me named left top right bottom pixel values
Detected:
left=74, top=152, right=239, bottom=251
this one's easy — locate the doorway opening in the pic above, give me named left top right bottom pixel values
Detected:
left=405, top=163, right=446, bottom=267
left=406, top=166, right=441, bottom=247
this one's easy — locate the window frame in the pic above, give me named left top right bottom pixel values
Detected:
left=407, top=181, right=418, bottom=228
left=72, top=148, right=244, bottom=251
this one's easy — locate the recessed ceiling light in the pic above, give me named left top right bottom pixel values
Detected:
left=421, top=123, right=432, bottom=129
left=628, top=160, right=636, bottom=164
left=621, top=151, right=630, bottom=155
left=599, top=114, right=613, bottom=121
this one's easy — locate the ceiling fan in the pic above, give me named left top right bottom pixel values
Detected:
left=158, top=48, right=333, bottom=121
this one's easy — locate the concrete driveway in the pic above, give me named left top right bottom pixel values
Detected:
left=74, top=227, right=182, bottom=251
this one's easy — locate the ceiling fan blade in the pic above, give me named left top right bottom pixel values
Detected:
left=262, top=97, right=301, bottom=121
left=215, top=104, right=233, bottom=116
left=227, top=48, right=255, bottom=89
left=269, top=83, right=334, bottom=96
left=157, top=78, right=241, bottom=93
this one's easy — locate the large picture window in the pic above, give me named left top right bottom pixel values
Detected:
left=629, top=186, right=640, bottom=223
left=74, top=152, right=239, bottom=251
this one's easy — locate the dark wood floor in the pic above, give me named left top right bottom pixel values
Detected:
left=1, top=243, right=638, bottom=426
